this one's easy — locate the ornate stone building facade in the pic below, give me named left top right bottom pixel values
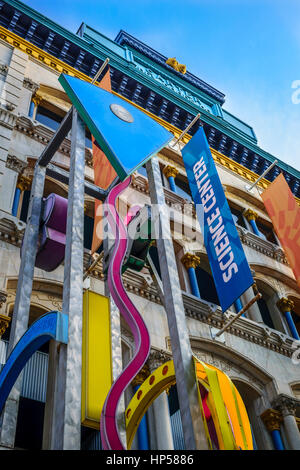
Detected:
left=0, top=0, right=299, bottom=450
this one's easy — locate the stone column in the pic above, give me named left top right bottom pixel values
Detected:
left=260, top=408, right=284, bottom=450
left=273, top=394, right=300, bottom=450
left=163, top=165, right=179, bottom=193
left=277, top=298, right=299, bottom=340
left=243, top=208, right=260, bottom=237
left=148, top=351, right=174, bottom=450
left=181, top=252, right=201, bottom=299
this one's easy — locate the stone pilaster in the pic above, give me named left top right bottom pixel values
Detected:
left=0, top=48, right=27, bottom=211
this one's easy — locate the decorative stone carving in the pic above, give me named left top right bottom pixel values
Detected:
left=32, top=93, right=43, bottom=107
left=5, top=103, right=15, bottom=111
left=276, top=297, right=294, bottom=314
left=6, top=154, right=27, bottom=174
left=0, top=314, right=10, bottom=336
left=132, top=364, right=150, bottom=387
left=16, top=174, right=32, bottom=192
left=181, top=252, right=201, bottom=270
left=272, top=394, right=300, bottom=417
left=0, top=63, right=8, bottom=75
left=163, top=164, right=179, bottom=179
left=243, top=208, right=258, bottom=221
left=0, top=107, right=17, bottom=130
left=260, top=408, right=282, bottom=432
left=0, top=290, right=8, bottom=309
left=23, top=77, right=39, bottom=93
left=147, top=348, right=171, bottom=372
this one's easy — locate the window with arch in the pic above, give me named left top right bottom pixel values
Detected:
left=255, top=279, right=285, bottom=333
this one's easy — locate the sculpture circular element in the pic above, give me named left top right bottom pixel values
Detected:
left=109, top=103, right=134, bottom=123
left=125, top=358, right=253, bottom=450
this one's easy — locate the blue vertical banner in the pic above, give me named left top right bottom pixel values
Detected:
left=182, top=127, right=253, bottom=312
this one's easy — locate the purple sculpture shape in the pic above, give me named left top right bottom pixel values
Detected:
left=21, top=193, right=68, bottom=272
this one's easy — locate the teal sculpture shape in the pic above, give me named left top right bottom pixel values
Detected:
left=59, top=74, right=173, bottom=180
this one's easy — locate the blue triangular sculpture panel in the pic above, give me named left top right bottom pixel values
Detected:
left=59, top=74, right=173, bottom=180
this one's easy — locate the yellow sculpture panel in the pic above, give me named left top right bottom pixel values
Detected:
left=81, top=291, right=113, bottom=428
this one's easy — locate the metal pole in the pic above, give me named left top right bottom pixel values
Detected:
left=246, top=160, right=278, bottom=192
left=0, top=163, right=46, bottom=448
left=49, top=108, right=86, bottom=449
left=213, top=292, right=262, bottom=339
left=92, top=58, right=110, bottom=84
left=171, top=113, right=201, bottom=148
left=146, top=156, right=209, bottom=450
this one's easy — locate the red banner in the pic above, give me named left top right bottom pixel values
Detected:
left=261, top=173, right=300, bottom=288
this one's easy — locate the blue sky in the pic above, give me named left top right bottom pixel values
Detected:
left=22, top=0, right=300, bottom=171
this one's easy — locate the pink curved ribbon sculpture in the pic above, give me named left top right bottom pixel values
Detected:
left=100, top=177, right=151, bottom=450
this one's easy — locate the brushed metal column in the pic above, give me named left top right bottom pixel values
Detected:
left=50, top=108, right=85, bottom=449
left=0, top=163, right=46, bottom=448
left=146, top=156, right=209, bottom=450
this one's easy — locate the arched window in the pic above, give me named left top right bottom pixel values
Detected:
left=255, top=279, right=285, bottom=332
left=232, top=379, right=263, bottom=450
